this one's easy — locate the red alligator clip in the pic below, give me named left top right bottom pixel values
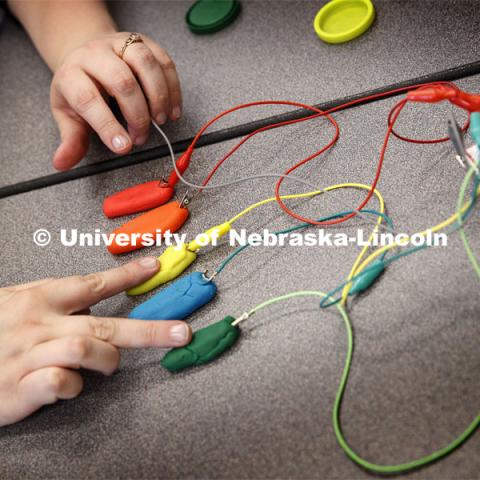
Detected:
left=102, top=147, right=194, bottom=218
left=407, top=85, right=480, bottom=112
left=107, top=201, right=189, bottom=255
left=166, top=147, right=193, bottom=188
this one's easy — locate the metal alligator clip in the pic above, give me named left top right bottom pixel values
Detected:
left=179, top=190, right=192, bottom=208
left=447, top=111, right=479, bottom=175
left=447, top=111, right=468, bottom=170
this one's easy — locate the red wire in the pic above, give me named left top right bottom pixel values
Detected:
left=200, top=81, right=461, bottom=177
left=197, top=101, right=340, bottom=188
left=184, top=81, right=468, bottom=226
left=274, top=99, right=406, bottom=226
left=201, top=108, right=335, bottom=187
left=387, top=99, right=470, bottom=144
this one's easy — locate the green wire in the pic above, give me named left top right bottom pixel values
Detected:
left=211, top=149, right=480, bottom=474
left=214, top=209, right=394, bottom=276
left=248, top=291, right=332, bottom=316
left=249, top=168, right=480, bottom=474
left=457, top=166, right=480, bottom=278
left=247, top=291, right=480, bottom=475
left=319, top=244, right=426, bottom=309
left=320, top=166, right=480, bottom=308
left=242, top=165, right=480, bottom=474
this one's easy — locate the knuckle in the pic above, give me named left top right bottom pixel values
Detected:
left=129, top=115, right=150, bottom=132
left=55, top=65, right=75, bottom=83
left=67, top=45, right=88, bottom=63
left=142, top=322, right=159, bottom=345
left=157, top=93, right=168, bottom=105
left=137, top=47, right=156, bottom=68
left=160, top=56, right=176, bottom=71
left=15, top=291, right=45, bottom=320
left=112, top=74, right=137, bottom=96
left=151, top=94, right=168, bottom=111
left=46, top=368, right=68, bottom=394
left=18, top=289, right=39, bottom=307
left=97, top=117, right=118, bottom=135
left=169, top=87, right=181, bottom=100
left=68, top=336, right=90, bottom=361
left=84, top=41, right=100, bottom=52
left=118, top=264, right=136, bottom=285
left=82, top=273, right=107, bottom=295
left=88, top=316, right=115, bottom=342
left=74, top=88, right=99, bottom=114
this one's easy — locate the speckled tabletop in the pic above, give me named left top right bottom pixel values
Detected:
left=0, top=1, right=479, bottom=479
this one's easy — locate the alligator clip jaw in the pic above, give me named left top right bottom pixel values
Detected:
left=179, top=190, right=192, bottom=208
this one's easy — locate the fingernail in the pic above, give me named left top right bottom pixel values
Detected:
left=172, top=106, right=181, bottom=120
left=138, top=257, right=159, bottom=269
left=156, top=112, right=167, bottom=125
left=169, top=323, right=190, bottom=344
left=112, top=135, right=129, bottom=151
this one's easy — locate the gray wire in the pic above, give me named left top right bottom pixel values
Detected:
left=151, top=120, right=395, bottom=234
left=152, top=119, right=323, bottom=192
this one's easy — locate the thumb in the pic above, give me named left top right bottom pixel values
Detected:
left=52, top=108, right=90, bottom=171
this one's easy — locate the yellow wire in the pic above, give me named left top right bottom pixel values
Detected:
left=227, top=190, right=322, bottom=224
left=340, top=186, right=479, bottom=302
left=197, top=184, right=386, bottom=262
left=228, top=183, right=385, bottom=227
left=229, top=185, right=385, bottom=273
left=229, top=184, right=386, bottom=301
left=320, top=184, right=386, bottom=308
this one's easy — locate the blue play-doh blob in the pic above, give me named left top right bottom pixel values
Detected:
left=128, top=272, right=217, bottom=320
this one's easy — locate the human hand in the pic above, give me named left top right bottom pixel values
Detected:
left=0, top=257, right=191, bottom=427
left=50, top=32, right=182, bottom=170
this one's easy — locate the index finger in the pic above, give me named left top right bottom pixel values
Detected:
left=43, top=258, right=160, bottom=314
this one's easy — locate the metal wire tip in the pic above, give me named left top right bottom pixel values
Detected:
left=232, top=312, right=249, bottom=326
left=202, top=270, right=218, bottom=282
left=455, top=155, right=467, bottom=169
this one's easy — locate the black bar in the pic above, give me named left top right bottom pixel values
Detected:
left=2, top=60, right=480, bottom=199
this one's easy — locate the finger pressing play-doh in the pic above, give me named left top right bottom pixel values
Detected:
left=161, top=316, right=239, bottom=372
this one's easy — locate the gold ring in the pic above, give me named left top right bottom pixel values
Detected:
left=119, top=33, right=143, bottom=59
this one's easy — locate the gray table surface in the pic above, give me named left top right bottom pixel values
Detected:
left=2, top=0, right=480, bottom=187
left=0, top=74, right=479, bottom=479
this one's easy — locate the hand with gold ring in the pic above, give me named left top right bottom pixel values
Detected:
left=48, top=30, right=182, bottom=170
left=7, top=1, right=182, bottom=169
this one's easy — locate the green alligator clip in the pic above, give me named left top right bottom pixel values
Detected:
left=161, top=316, right=240, bottom=372
left=348, top=259, right=385, bottom=295
left=470, top=112, right=480, bottom=147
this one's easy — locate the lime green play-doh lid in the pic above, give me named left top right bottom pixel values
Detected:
left=313, top=0, right=375, bottom=44
left=186, top=0, right=242, bottom=34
